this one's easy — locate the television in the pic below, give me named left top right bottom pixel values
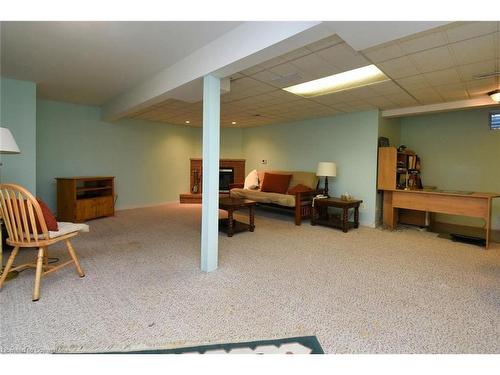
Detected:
left=490, top=111, right=500, bottom=130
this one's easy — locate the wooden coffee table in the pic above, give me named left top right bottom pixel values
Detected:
left=219, top=197, right=256, bottom=237
left=311, top=197, right=363, bottom=232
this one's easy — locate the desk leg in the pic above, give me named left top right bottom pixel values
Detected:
left=383, top=191, right=398, bottom=230
left=485, top=198, right=492, bottom=249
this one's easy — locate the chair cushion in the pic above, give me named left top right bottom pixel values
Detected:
left=260, top=173, right=292, bottom=194
left=49, top=222, right=89, bottom=239
left=230, top=188, right=296, bottom=207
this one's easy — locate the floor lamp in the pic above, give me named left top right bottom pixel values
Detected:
left=0, top=127, right=21, bottom=281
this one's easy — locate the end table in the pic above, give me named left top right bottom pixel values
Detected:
left=311, top=197, right=363, bottom=232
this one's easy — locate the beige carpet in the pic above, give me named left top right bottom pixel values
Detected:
left=1, top=203, right=499, bottom=353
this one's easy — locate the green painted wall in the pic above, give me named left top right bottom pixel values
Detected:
left=241, top=111, right=380, bottom=227
left=0, top=78, right=37, bottom=192
left=192, top=127, right=243, bottom=159
left=400, top=107, right=500, bottom=230
left=36, top=100, right=245, bottom=212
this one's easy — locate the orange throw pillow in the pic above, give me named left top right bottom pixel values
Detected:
left=287, top=184, right=313, bottom=195
left=37, top=198, right=58, bottom=231
left=260, top=173, right=292, bottom=194
left=14, top=198, right=59, bottom=232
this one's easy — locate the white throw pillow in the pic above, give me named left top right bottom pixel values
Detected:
left=244, top=169, right=259, bottom=190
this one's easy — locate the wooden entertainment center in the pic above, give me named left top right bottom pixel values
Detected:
left=56, top=176, right=115, bottom=222
left=179, top=159, right=245, bottom=204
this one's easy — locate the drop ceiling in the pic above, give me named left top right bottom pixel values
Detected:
left=130, top=21, right=500, bottom=127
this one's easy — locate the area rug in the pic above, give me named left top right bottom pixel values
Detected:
left=101, top=336, right=324, bottom=354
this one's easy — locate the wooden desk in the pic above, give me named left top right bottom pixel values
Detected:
left=383, top=189, right=500, bottom=249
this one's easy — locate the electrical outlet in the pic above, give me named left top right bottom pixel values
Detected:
left=360, top=203, right=366, bottom=210
left=261, top=159, right=268, bottom=165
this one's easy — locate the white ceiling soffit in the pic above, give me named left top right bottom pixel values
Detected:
left=382, top=97, right=500, bottom=118
left=101, top=21, right=324, bottom=121
left=329, top=21, right=451, bottom=51
left=0, top=21, right=243, bottom=106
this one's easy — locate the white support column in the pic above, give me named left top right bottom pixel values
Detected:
left=200, top=75, right=220, bottom=272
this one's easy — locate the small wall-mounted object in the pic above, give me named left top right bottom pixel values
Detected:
left=261, top=159, right=268, bottom=165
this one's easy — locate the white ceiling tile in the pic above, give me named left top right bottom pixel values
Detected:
left=406, top=87, right=442, bottom=104
left=364, top=96, right=397, bottom=109
left=280, top=47, right=312, bottom=62
left=445, top=21, right=498, bottom=43
left=408, top=46, right=455, bottom=73
left=398, top=31, right=448, bottom=54
left=458, top=60, right=497, bottom=81
left=362, top=43, right=406, bottom=63
left=305, top=34, right=343, bottom=52
left=267, top=62, right=301, bottom=78
left=377, top=56, right=421, bottom=79
left=433, top=82, right=469, bottom=101
left=369, top=80, right=408, bottom=95
left=450, top=33, right=497, bottom=65
left=384, top=93, right=419, bottom=107
left=423, top=68, right=462, bottom=86
left=290, top=53, right=340, bottom=78
left=395, top=75, right=430, bottom=90
left=465, top=78, right=499, bottom=96
left=316, top=43, right=370, bottom=71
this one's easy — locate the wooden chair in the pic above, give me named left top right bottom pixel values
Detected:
left=0, top=183, right=87, bottom=301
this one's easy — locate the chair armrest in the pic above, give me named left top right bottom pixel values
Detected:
left=229, top=183, right=244, bottom=189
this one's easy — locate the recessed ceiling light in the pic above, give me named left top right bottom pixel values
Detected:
left=489, top=89, right=500, bottom=103
left=185, top=120, right=190, bottom=124
left=231, top=121, right=237, bottom=125
left=283, top=64, right=389, bottom=98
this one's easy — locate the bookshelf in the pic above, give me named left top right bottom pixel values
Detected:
left=377, top=147, right=422, bottom=190
left=56, top=177, right=115, bottom=222
left=377, top=147, right=427, bottom=227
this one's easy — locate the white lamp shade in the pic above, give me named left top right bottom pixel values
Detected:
left=316, top=162, right=336, bottom=177
left=0, top=127, right=20, bottom=154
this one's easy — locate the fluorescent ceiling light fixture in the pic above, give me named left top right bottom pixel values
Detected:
left=283, top=65, right=389, bottom=98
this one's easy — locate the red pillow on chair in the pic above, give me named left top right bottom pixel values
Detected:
left=36, top=198, right=58, bottom=231
left=14, top=198, right=59, bottom=232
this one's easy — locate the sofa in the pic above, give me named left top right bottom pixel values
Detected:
left=229, top=170, right=318, bottom=225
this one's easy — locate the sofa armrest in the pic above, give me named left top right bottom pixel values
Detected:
left=294, top=190, right=318, bottom=203
left=229, top=183, right=244, bottom=189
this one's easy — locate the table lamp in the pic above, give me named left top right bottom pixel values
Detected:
left=316, top=162, right=336, bottom=197
left=0, top=126, right=21, bottom=281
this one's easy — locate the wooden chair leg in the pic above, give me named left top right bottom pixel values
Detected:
left=32, top=247, right=44, bottom=301
left=66, top=240, right=85, bottom=277
left=0, top=246, right=19, bottom=290
left=43, top=247, right=49, bottom=268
